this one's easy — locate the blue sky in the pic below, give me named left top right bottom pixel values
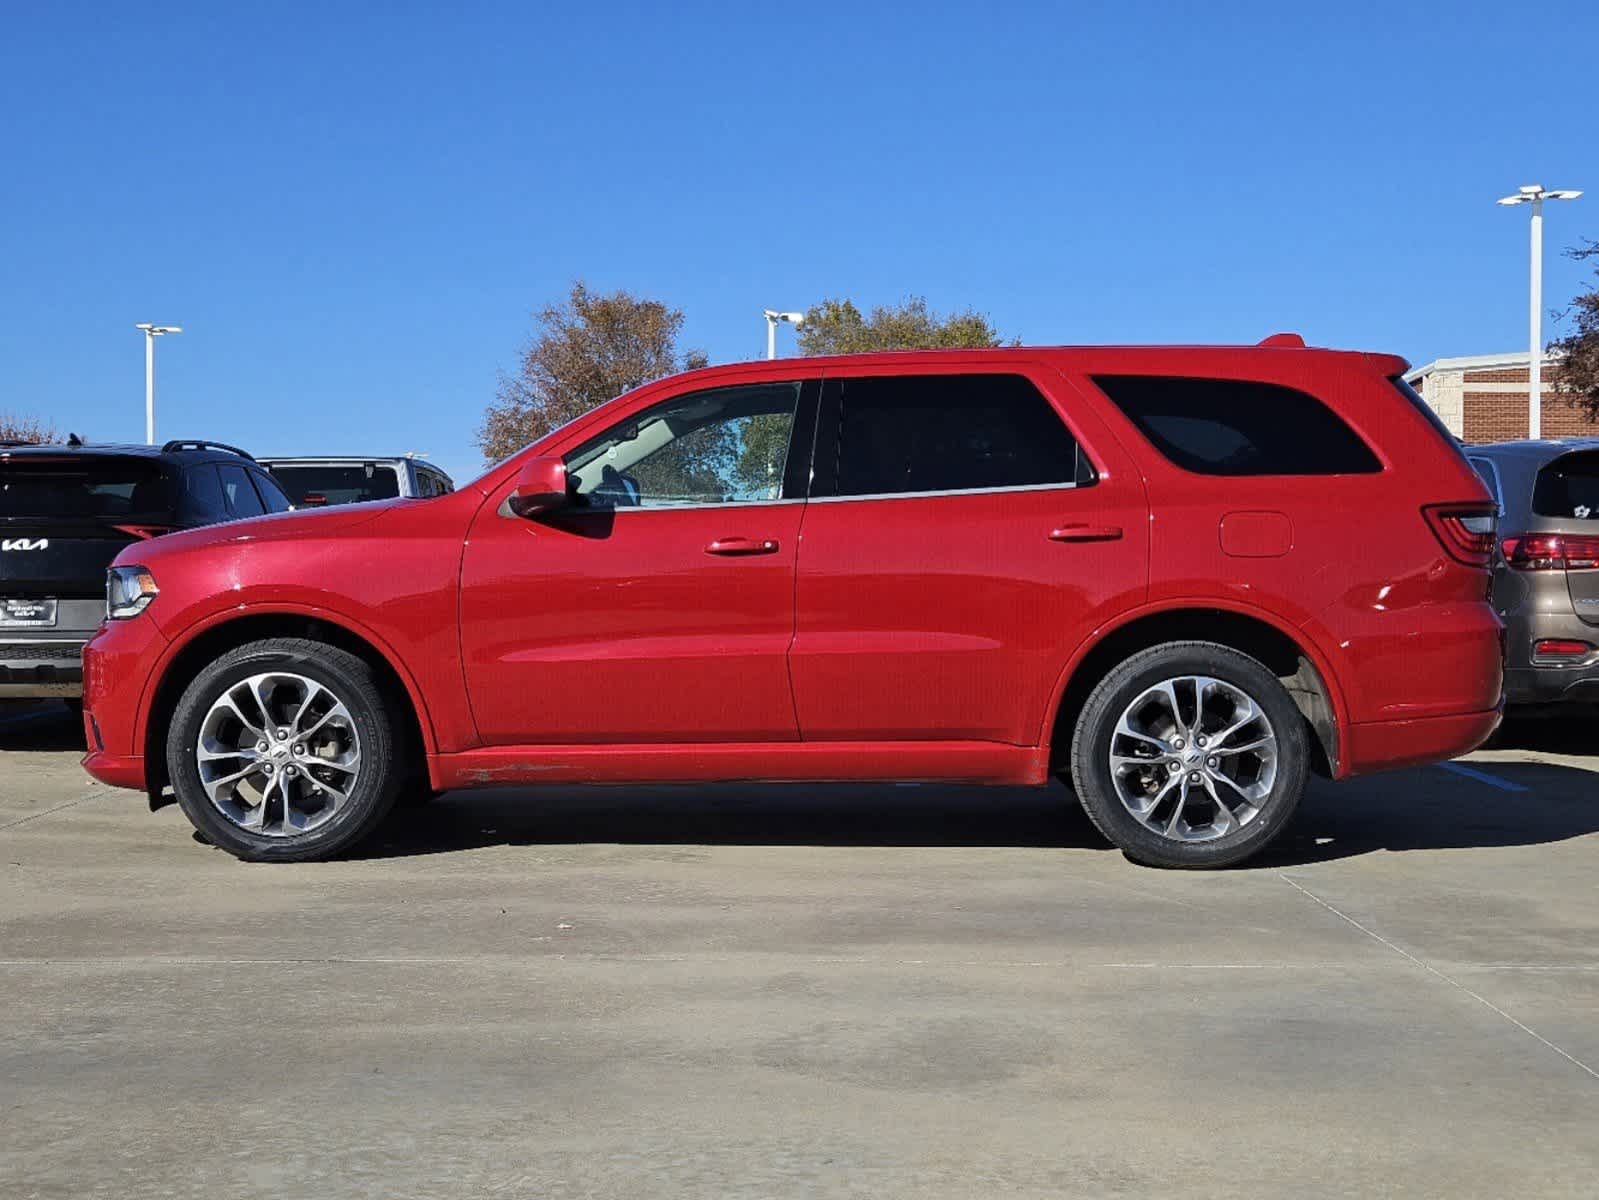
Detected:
left=2, top=0, right=1594, bottom=485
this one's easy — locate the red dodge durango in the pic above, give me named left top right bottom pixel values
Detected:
left=81, top=340, right=1504, bottom=867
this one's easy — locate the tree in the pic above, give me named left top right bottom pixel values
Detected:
left=478, top=282, right=707, bottom=463
left=0, top=412, right=57, bottom=444
left=795, top=296, right=1010, bottom=357
left=1551, top=239, right=1599, bottom=421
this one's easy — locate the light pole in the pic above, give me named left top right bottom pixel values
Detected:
left=1496, top=185, right=1581, bottom=439
left=763, top=309, right=805, bottom=360
left=134, top=324, right=182, bottom=444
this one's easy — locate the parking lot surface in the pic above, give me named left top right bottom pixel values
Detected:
left=2, top=701, right=1596, bottom=1199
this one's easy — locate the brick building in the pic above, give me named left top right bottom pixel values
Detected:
left=1405, top=351, right=1598, bottom=444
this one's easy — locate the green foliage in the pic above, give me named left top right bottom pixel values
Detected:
left=478, top=282, right=705, bottom=463
left=796, top=296, right=1010, bottom=357
left=1552, top=240, right=1599, bottom=422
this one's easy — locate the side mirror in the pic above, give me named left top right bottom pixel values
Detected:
left=506, top=456, right=571, bottom=518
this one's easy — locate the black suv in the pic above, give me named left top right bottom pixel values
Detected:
left=0, top=440, right=290, bottom=701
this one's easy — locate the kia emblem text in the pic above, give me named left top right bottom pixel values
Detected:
left=1, top=538, right=49, bottom=551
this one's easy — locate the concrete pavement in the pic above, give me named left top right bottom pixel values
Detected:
left=2, top=702, right=1596, bottom=1198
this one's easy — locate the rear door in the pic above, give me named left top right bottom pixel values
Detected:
left=788, top=365, right=1149, bottom=745
left=0, top=454, right=170, bottom=632
left=1530, top=450, right=1599, bottom=625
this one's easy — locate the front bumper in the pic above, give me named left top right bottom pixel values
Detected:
left=0, top=638, right=86, bottom=697
left=78, top=614, right=169, bottom=793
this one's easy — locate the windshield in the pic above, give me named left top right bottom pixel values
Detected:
left=267, top=464, right=402, bottom=506
left=0, top=457, right=170, bottom=520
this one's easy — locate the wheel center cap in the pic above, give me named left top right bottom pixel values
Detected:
left=270, top=744, right=292, bottom=762
left=1185, top=747, right=1204, bottom=764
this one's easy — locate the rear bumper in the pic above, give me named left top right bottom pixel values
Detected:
left=1504, top=665, right=1599, bottom=706
left=1342, top=706, right=1503, bottom=777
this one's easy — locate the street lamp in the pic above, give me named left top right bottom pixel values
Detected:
left=1497, top=184, right=1581, bottom=439
left=763, top=309, right=805, bottom=360
left=134, top=324, right=182, bottom=445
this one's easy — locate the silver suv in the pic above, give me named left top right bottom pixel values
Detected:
left=1468, top=439, right=1599, bottom=708
left=258, top=456, right=454, bottom=508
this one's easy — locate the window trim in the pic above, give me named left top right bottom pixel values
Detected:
left=808, top=370, right=1097, bottom=502
left=560, top=378, right=820, bottom=511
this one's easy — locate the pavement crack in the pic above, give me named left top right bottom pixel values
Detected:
left=0, top=791, right=106, bottom=833
left=1279, top=872, right=1599, bottom=1084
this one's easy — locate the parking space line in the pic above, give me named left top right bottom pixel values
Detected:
left=1437, top=761, right=1528, bottom=792
left=1279, top=873, right=1598, bottom=1084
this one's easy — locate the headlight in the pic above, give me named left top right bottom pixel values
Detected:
left=106, top=566, right=159, bottom=620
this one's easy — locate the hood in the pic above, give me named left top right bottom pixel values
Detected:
left=110, top=499, right=400, bottom=568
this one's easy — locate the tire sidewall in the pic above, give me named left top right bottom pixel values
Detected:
left=167, top=642, right=396, bottom=862
left=1073, top=644, right=1308, bottom=868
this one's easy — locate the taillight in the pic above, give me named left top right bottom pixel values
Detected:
left=1423, top=504, right=1497, bottom=567
left=1501, top=533, right=1599, bottom=571
left=111, top=523, right=174, bottom=540
left=1532, top=638, right=1595, bottom=664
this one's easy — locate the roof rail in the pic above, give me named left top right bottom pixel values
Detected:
left=160, top=439, right=256, bottom=461
left=1257, top=332, right=1307, bottom=348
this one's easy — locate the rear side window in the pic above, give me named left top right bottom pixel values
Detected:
left=176, top=464, right=228, bottom=523
left=0, top=458, right=169, bottom=519
left=1094, top=375, right=1381, bottom=476
left=825, top=373, right=1088, bottom=497
left=250, top=468, right=294, bottom=514
left=1467, top=456, right=1505, bottom=512
left=217, top=464, right=266, bottom=518
left=1533, top=452, right=1599, bottom=520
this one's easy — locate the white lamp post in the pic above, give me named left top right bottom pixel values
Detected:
left=763, top=309, right=805, bottom=360
left=134, top=323, right=183, bottom=445
left=1496, top=185, right=1581, bottom=439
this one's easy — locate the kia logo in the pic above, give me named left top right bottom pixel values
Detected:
left=1, top=538, right=48, bottom=551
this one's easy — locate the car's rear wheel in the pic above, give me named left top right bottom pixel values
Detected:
left=166, top=638, right=403, bottom=862
left=1070, top=641, right=1308, bottom=868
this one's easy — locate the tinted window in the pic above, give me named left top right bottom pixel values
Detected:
left=1467, top=456, right=1505, bottom=511
left=217, top=464, right=265, bottom=518
left=250, top=469, right=293, bottom=513
left=176, top=464, right=228, bottom=523
left=1094, top=376, right=1381, bottom=476
left=0, top=458, right=169, bottom=520
left=567, top=383, right=801, bottom=508
left=1533, top=452, right=1599, bottom=520
left=268, top=464, right=402, bottom=506
left=826, top=374, right=1085, bottom=497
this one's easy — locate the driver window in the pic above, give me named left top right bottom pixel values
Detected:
left=566, top=382, right=801, bottom=509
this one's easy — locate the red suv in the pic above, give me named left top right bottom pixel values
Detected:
left=81, top=341, right=1503, bottom=867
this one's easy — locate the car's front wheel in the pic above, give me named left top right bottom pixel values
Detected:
left=1069, top=641, right=1308, bottom=868
left=166, top=638, right=404, bottom=862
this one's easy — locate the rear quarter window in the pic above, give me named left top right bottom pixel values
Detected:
left=1092, top=375, right=1381, bottom=476
left=1533, top=452, right=1599, bottom=520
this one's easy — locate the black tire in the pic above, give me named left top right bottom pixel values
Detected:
left=166, top=638, right=405, bottom=862
left=1069, top=641, right=1308, bottom=869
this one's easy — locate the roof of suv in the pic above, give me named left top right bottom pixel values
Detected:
left=1466, top=438, right=1599, bottom=464
left=0, top=440, right=256, bottom=462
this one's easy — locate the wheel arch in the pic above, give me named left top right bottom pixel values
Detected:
left=140, top=609, right=433, bottom=798
left=1045, top=604, right=1344, bottom=779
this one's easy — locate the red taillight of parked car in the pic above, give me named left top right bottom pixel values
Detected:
left=111, top=523, right=175, bottom=540
left=1501, top=533, right=1599, bottom=571
left=1423, top=504, right=1498, bottom=567
left=1532, top=638, right=1596, bottom=663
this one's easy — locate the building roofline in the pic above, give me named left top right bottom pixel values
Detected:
left=1405, top=350, right=1561, bottom=381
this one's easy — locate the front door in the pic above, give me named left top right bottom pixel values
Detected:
left=459, top=379, right=815, bottom=745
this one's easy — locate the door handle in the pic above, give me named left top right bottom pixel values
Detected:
left=705, top=537, right=780, bottom=556
left=1049, top=523, right=1123, bottom=543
